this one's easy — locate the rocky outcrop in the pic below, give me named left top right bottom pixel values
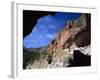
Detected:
left=25, top=14, right=91, bottom=69
left=46, top=14, right=91, bottom=68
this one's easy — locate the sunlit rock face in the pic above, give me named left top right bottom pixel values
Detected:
left=46, top=14, right=91, bottom=68
left=23, top=13, right=91, bottom=69
left=23, top=12, right=81, bottom=48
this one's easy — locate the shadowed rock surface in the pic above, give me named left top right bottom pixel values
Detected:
left=68, top=50, right=91, bottom=67
left=23, top=14, right=91, bottom=69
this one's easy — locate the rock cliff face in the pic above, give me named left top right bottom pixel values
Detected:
left=24, top=14, right=91, bottom=69
left=45, top=14, right=91, bottom=68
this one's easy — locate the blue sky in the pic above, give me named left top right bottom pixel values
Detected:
left=23, top=12, right=81, bottom=48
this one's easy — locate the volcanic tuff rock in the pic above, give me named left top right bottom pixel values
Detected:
left=47, top=14, right=90, bottom=60
left=25, top=14, right=91, bottom=69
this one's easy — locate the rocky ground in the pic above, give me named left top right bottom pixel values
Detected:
left=23, top=14, right=91, bottom=69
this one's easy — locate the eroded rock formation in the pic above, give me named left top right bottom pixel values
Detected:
left=25, top=14, right=91, bottom=69
left=46, top=14, right=91, bottom=68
